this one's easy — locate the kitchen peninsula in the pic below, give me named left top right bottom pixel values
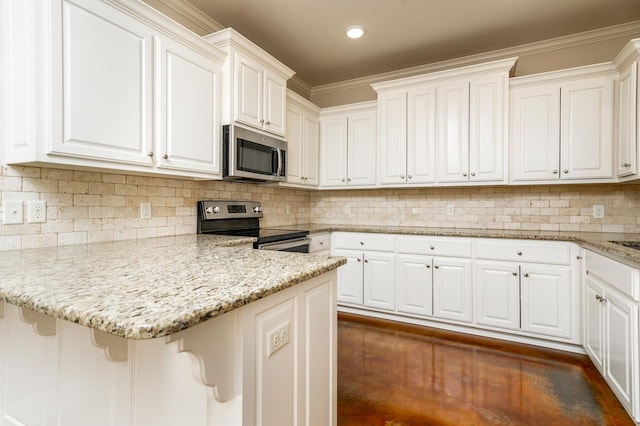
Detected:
left=0, top=235, right=345, bottom=426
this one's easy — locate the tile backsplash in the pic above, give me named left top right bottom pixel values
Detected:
left=0, top=164, right=310, bottom=251
left=2, top=163, right=640, bottom=251
left=309, top=184, right=640, bottom=233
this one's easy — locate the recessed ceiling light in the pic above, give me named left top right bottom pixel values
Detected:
left=345, top=25, right=366, bottom=39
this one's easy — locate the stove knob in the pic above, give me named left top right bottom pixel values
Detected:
left=206, top=206, right=220, bottom=214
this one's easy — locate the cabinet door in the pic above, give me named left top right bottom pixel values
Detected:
left=474, top=262, right=520, bottom=330
left=377, top=92, right=407, bottom=185
left=396, top=255, right=433, bottom=316
left=584, top=275, right=605, bottom=373
left=303, top=114, right=320, bottom=186
left=347, top=110, right=377, bottom=186
left=561, top=76, right=614, bottom=179
left=320, top=116, right=348, bottom=187
left=332, top=249, right=363, bottom=305
left=436, top=80, right=470, bottom=183
left=433, top=258, right=473, bottom=322
left=363, top=252, right=396, bottom=311
left=52, top=0, right=154, bottom=165
left=510, top=85, right=561, bottom=181
left=263, top=69, right=286, bottom=136
left=234, top=53, right=263, bottom=130
left=605, top=288, right=638, bottom=414
left=286, top=106, right=304, bottom=184
left=469, top=74, right=505, bottom=182
left=158, top=37, right=221, bottom=175
left=520, top=265, right=571, bottom=339
left=616, top=61, right=637, bottom=178
left=407, top=86, right=437, bottom=184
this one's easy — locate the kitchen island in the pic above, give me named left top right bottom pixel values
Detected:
left=0, top=235, right=345, bottom=426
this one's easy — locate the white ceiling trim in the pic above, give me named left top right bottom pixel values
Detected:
left=153, top=0, right=225, bottom=34
left=311, top=20, right=640, bottom=96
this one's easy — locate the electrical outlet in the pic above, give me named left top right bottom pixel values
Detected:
left=447, top=204, right=455, bottom=216
left=2, top=200, right=24, bottom=225
left=267, top=321, right=290, bottom=358
left=140, top=202, right=152, bottom=219
left=593, top=205, right=605, bottom=218
left=27, top=200, right=47, bottom=223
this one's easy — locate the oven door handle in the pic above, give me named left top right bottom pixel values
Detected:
left=257, top=237, right=308, bottom=251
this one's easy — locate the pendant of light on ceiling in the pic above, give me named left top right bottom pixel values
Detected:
left=345, top=25, right=366, bottom=39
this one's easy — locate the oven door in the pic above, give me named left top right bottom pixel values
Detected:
left=255, top=237, right=310, bottom=253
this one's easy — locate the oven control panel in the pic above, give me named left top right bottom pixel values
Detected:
left=198, top=200, right=263, bottom=220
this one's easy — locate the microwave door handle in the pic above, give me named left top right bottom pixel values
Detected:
left=275, top=148, right=282, bottom=176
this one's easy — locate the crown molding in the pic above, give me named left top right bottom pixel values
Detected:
left=311, top=20, right=640, bottom=97
left=150, top=0, right=225, bottom=35
left=287, top=76, right=312, bottom=99
left=510, top=62, right=618, bottom=87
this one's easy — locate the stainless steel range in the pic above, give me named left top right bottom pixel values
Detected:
left=197, top=200, right=310, bottom=253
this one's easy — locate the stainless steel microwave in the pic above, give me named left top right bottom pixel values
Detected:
left=222, top=125, right=287, bottom=182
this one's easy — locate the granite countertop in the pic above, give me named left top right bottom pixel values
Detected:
left=290, top=223, right=640, bottom=266
left=0, top=234, right=346, bottom=340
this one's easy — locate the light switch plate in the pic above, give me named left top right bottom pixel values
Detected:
left=3, top=200, right=24, bottom=224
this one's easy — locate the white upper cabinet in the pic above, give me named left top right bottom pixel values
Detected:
left=376, top=87, right=436, bottom=185
left=157, top=36, right=221, bottom=174
left=614, top=39, right=640, bottom=180
left=205, top=28, right=294, bottom=137
left=285, top=90, right=320, bottom=187
left=373, top=57, right=515, bottom=187
left=510, top=65, right=615, bottom=183
left=320, top=102, right=376, bottom=188
left=2, top=0, right=226, bottom=179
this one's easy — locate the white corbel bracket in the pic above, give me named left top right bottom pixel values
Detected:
left=18, top=306, right=56, bottom=336
left=91, top=328, right=129, bottom=362
left=167, top=311, right=238, bottom=403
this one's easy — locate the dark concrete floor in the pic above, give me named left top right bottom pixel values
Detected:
left=337, top=313, right=633, bottom=426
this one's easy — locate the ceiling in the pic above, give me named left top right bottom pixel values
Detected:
left=186, top=0, right=640, bottom=87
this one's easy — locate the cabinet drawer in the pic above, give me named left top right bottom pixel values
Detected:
left=308, top=233, right=330, bottom=254
left=475, top=239, right=571, bottom=265
left=585, top=250, right=640, bottom=301
left=331, top=232, right=395, bottom=252
left=397, top=236, right=472, bottom=257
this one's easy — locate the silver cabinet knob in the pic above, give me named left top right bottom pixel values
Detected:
left=357, top=258, right=361, bottom=262
left=265, top=121, right=271, bottom=125
left=347, top=178, right=352, bottom=182
left=523, top=272, right=529, bottom=277
left=341, top=178, right=346, bottom=182
left=430, top=245, right=435, bottom=250
left=364, top=259, right=369, bottom=263
left=563, top=169, right=569, bottom=174
left=623, top=163, right=631, bottom=167
left=470, top=172, right=476, bottom=176
left=462, top=172, right=467, bottom=177
left=408, top=175, right=412, bottom=179
left=360, top=241, right=364, bottom=246
left=319, top=241, right=324, bottom=245
left=260, top=119, right=265, bottom=124
left=512, top=272, right=518, bottom=276
left=400, top=175, right=405, bottom=179
left=552, top=170, right=558, bottom=174
left=517, top=251, right=523, bottom=256
left=163, top=154, right=169, bottom=159
left=434, top=265, right=439, bottom=269
left=148, top=151, right=154, bottom=157
left=576, top=255, right=582, bottom=260
left=426, top=264, right=431, bottom=269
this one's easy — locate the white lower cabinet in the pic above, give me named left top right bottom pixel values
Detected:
left=432, top=258, right=473, bottom=323
left=333, top=250, right=364, bottom=305
left=396, top=255, right=433, bottom=316
left=474, top=262, right=521, bottom=330
left=584, top=250, right=640, bottom=421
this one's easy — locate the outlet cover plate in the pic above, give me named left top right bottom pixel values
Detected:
left=593, top=205, right=605, bottom=218
left=27, top=200, right=47, bottom=223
